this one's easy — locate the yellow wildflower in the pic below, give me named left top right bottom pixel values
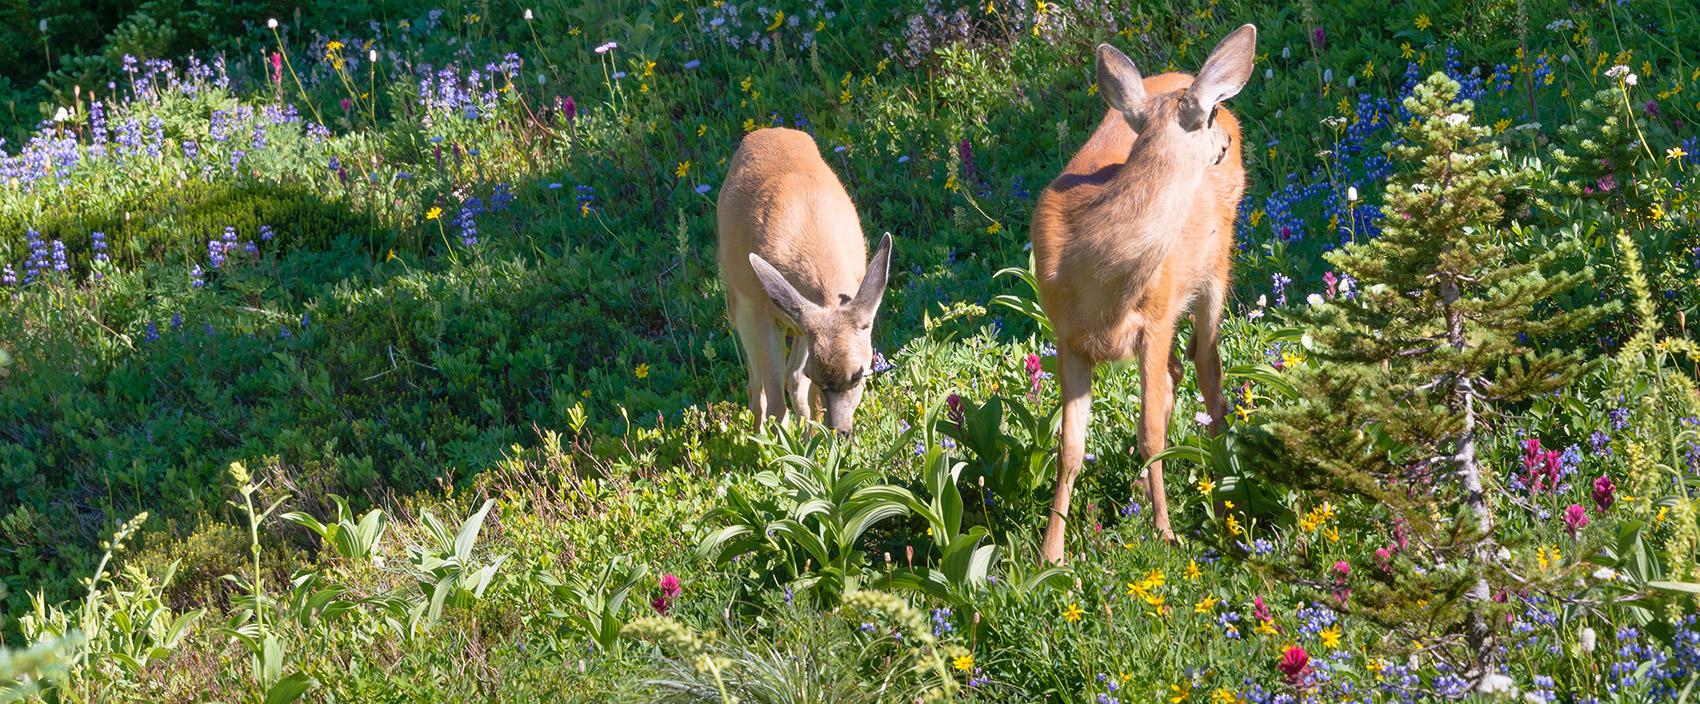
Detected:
left=1319, top=624, right=1342, bottom=649
left=1254, top=619, right=1278, bottom=636
left=426, top=207, right=442, bottom=220
left=1142, top=569, right=1165, bottom=588
left=766, top=10, right=785, bottom=31
left=987, top=222, right=1002, bottom=235
left=1414, top=14, right=1432, bottom=30
left=1226, top=515, right=1243, bottom=536
left=1170, top=681, right=1192, bottom=703
left=1195, top=595, right=1220, bottom=613
left=743, top=118, right=756, bottom=132
left=1196, top=478, right=1216, bottom=494
left=1400, top=43, right=1414, bottom=60
left=1062, top=603, right=1084, bottom=623
left=643, top=60, right=656, bottom=77
left=1185, top=559, right=1203, bottom=581
left=675, top=161, right=691, bottom=178
left=1212, top=687, right=1241, bottom=704
left=1036, top=0, right=1049, bottom=14
left=1656, top=506, right=1669, bottom=524
left=1145, top=594, right=1165, bottom=610
left=581, top=389, right=592, bottom=397
left=1127, top=582, right=1150, bottom=599
left=954, top=653, right=974, bottom=671
left=1494, top=118, right=1511, bottom=134
left=1669, top=147, right=1689, bottom=160
left=635, top=363, right=650, bottom=379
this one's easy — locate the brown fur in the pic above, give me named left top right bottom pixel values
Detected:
left=1031, top=26, right=1256, bottom=562
left=717, top=127, right=893, bottom=433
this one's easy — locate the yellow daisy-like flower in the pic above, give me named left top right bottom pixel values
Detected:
left=1142, top=569, right=1165, bottom=588
left=1062, top=603, right=1084, bottom=623
left=1196, top=477, right=1216, bottom=494
left=675, top=161, right=691, bottom=178
left=1414, top=14, right=1432, bottom=30
left=581, top=389, right=592, bottom=397
left=1185, top=559, right=1203, bottom=581
left=986, top=222, right=1002, bottom=235
left=1319, top=624, right=1342, bottom=649
left=635, top=363, right=650, bottom=379
left=1128, top=582, right=1150, bottom=599
left=1254, top=619, right=1278, bottom=636
left=1401, top=42, right=1414, bottom=60
left=743, top=118, right=756, bottom=132
left=1226, top=515, right=1244, bottom=536
left=1211, top=687, right=1241, bottom=704
left=1669, top=147, right=1689, bottom=160
left=1144, top=593, right=1165, bottom=609
left=766, top=10, right=785, bottom=31
left=953, top=653, right=974, bottom=671
left=426, top=207, right=442, bottom=220
left=1194, top=595, right=1220, bottom=613
left=1169, top=681, right=1192, bottom=703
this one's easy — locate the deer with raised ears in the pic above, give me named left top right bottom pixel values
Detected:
left=1030, top=24, right=1257, bottom=562
left=718, top=127, right=894, bottom=434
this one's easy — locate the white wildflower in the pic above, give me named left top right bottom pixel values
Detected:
left=1580, top=628, right=1596, bottom=653
left=1477, top=672, right=1517, bottom=695
left=268, top=18, right=278, bottom=29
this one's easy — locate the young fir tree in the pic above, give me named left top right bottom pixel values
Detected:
left=1241, top=74, right=1613, bottom=684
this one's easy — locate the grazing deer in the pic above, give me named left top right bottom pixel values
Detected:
left=1030, top=25, right=1256, bottom=561
left=718, top=127, right=894, bottom=433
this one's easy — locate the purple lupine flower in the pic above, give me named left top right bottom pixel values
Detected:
left=259, top=225, right=274, bottom=241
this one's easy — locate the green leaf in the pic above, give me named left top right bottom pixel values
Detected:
left=263, top=673, right=315, bottom=704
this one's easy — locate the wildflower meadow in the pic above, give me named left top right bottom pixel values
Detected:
left=2, top=1, right=1699, bottom=702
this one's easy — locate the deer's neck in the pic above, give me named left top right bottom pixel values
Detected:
left=1095, top=137, right=1207, bottom=242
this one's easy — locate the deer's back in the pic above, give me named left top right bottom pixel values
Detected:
left=718, top=128, right=868, bottom=315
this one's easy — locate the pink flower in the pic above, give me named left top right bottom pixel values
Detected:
left=1333, top=561, right=1350, bottom=578
left=340, top=97, right=352, bottom=113
left=1592, top=476, right=1616, bottom=514
left=660, top=573, right=682, bottom=599
left=1278, top=645, right=1310, bottom=682
left=651, top=595, right=672, bottom=614
left=1253, top=595, right=1271, bottom=622
left=946, top=393, right=965, bottom=426
left=1598, top=175, right=1617, bottom=192
left=1323, top=271, right=1339, bottom=298
left=1564, top=504, right=1589, bottom=538
left=1374, top=547, right=1391, bottom=566
left=269, top=52, right=283, bottom=85
left=1025, top=353, right=1045, bottom=394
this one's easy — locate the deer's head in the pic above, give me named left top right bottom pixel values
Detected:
left=1096, top=24, right=1257, bottom=169
left=748, top=232, right=893, bottom=433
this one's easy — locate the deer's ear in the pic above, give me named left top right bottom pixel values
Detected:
left=850, top=233, right=893, bottom=326
left=1193, top=24, right=1257, bottom=108
left=1096, top=44, right=1147, bottom=116
left=750, top=253, right=818, bottom=326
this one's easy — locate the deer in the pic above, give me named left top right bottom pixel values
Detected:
left=717, top=127, right=894, bottom=434
left=1029, top=24, right=1257, bottom=563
